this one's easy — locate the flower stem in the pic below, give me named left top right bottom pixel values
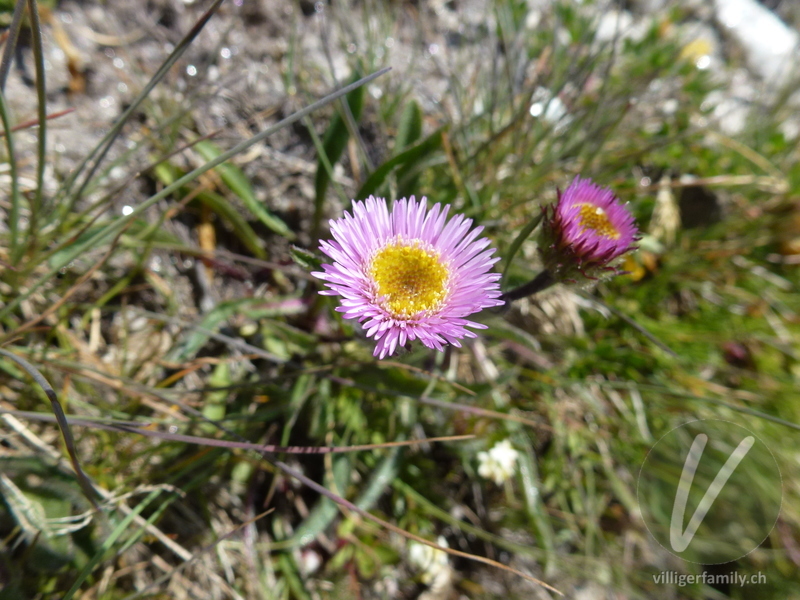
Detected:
left=500, top=270, right=556, bottom=305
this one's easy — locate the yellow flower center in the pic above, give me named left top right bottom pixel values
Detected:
left=369, top=241, right=449, bottom=317
left=577, top=203, right=620, bottom=239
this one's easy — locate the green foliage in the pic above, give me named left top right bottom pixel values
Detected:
left=314, top=75, right=366, bottom=222
left=193, top=140, right=294, bottom=240
left=357, top=126, right=445, bottom=199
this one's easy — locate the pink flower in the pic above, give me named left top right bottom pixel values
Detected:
left=541, top=177, right=638, bottom=281
left=312, top=196, right=503, bottom=358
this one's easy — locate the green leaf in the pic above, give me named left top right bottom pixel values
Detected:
left=314, top=79, right=366, bottom=208
left=357, top=128, right=445, bottom=199
left=394, top=100, right=426, bottom=196
left=201, top=361, right=230, bottom=431
left=278, top=553, right=312, bottom=600
left=290, top=455, right=351, bottom=546
left=152, top=161, right=267, bottom=258
left=196, top=190, right=268, bottom=258
left=289, top=245, right=323, bottom=271
left=395, top=100, right=423, bottom=153
left=193, top=140, right=294, bottom=240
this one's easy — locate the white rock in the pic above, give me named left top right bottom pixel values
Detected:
left=595, top=11, right=634, bottom=43
left=713, top=0, right=800, bottom=87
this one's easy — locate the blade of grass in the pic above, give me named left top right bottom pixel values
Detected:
left=278, top=552, right=312, bottom=600
left=0, top=0, right=26, bottom=91
left=26, top=0, right=46, bottom=230
left=311, top=77, right=365, bottom=236
left=0, top=88, right=22, bottom=263
left=151, top=161, right=268, bottom=259
left=395, top=99, right=423, bottom=153
left=515, top=433, right=557, bottom=573
left=288, top=454, right=351, bottom=547
left=0, top=411, right=474, bottom=454
left=0, top=67, right=392, bottom=324
left=195, top=189, right=269, bottom=258
left=356, top=128, right=445, bottom=199
left=0, top=349, right=98, bottom=508
left=305, top=111, right=349, bottom=238
left=318, top=15, right=372, bottom=173
left=193, top=139, right=294, bottom=239
left=1, top=410, right=147, bottom=427
left=394, top=100, right=428, bottom=195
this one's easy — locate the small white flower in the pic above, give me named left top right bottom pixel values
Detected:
left=297, top=548, right=322, bottom=576
left=477, top=439, right=520, bottom=485
left=408, top=536, right=450, bottom=585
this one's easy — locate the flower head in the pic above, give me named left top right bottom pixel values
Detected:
left=540, top=177, right=638, bottom=282
left=477, top=439, right=520, bottom=485
left=408, top=536, right=451, bottom=585
left=312, top=196, right=503, bottom=358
